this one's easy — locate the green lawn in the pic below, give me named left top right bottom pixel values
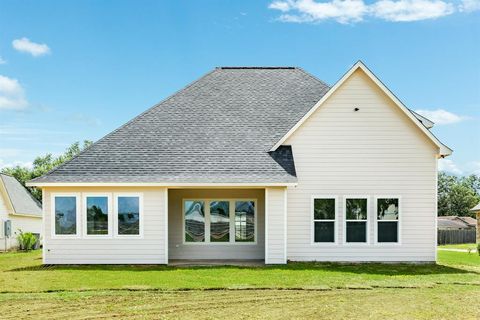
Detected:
left=0, top=250, right=479, bottom=319
left=439, top=243, right=478, bottom=250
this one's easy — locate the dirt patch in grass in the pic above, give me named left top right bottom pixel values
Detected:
left=0, top=285, right=478, bottom=320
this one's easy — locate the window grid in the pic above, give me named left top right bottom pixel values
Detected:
left=183, top=199, right=256, bottom=245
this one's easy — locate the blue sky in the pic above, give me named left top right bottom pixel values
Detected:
left=0, top=0, right=479, bottom=175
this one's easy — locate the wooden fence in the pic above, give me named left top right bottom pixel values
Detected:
left=437, top=229, right=476, bottom=245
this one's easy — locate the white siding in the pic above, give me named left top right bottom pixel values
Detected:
left=168, top=189, right=265, bottom=260
left=0, top=193, right=42, bottom=250
left=43, top=187, right=167, bottom=264
left=265, top=187, right=287, bottom=264
left=284, top=69, right=438, bottom=262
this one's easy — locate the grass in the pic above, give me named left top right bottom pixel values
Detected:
left=0, top=250, right=479, bottom=319
left=439, top=243, right=478, bottom=250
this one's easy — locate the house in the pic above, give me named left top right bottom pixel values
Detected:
left=26, top=61, right=452, bottom=264
left=0, top=174, right=42, bottom=250
left=471, top=203, right=480, bottom=242
left=437, top=216, right=477, bottom=230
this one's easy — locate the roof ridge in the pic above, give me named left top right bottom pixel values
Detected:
left=217, top=67, right=297, bottom=70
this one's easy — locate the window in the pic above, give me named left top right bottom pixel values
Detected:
left=185, top=200, right=205, bottom=242
left=183, top=199, right=256, bottom=244
left=85, top=196, right=110, bottom=235
left=345, top=197, right=368, bottom=243
left=376, top=198, right=399, bottom=243
left=210, top=201, right=230, bottom=242
left=313, top=197, right=336, bottom=243
left=116, top=195, right=141, bottom=236
left=235, top=201, right=255, bottom=242
left=53, top=196, right=78, bottom=236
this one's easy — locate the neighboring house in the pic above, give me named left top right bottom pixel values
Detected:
left=437, top=216, right=477, bottom=230
left=0, top=174, right=42, bottom=250
left=27, top=61, right=452, bottom=264
left=471, top=203, right=480, bottom=243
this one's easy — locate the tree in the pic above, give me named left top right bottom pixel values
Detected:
left=438, top=172, right=480, bottom=217
left=1, top=141, right=92, bottom=202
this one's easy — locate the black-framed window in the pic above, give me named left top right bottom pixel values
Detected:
left=377, top=198, right=399, bottom=243
left=313, top=198, right=336, bottom=243
left=345, top=198, right=368, bottom=243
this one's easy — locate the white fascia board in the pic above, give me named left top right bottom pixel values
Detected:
left=270, top=61, right=452, bottom=157
left=26, top=182, right=298, bottom=188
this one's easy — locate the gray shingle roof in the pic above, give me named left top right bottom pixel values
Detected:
left=1, top=174, right=42, bottom=215
left=31, top=67, right=330, bottom=184
left=471, top=203, right=480, bottom=212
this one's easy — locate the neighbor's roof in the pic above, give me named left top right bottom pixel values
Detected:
left=0, top=174, right=42, bottom=216
left=437, top=216, right=477, bottom=229
left=471, top=203, right=480, bottom=213
left=437, top=218, right=469, bottom=229
left=30, top=67, right=328, bottom=185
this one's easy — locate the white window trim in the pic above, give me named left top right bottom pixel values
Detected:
left=374, top=196, right=402, bottom=245
left=51, top=193, right=81, bottom=239
left=343, top=195, right=370, bottom=245
left=311, top=195, right=338, bottom=245
left=83, top=193, right=113, bottom=238
left=113, top=193, right=144, bottom=238
left=182, top=198, right=258, bottom=245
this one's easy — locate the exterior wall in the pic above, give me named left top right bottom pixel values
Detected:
left=284, top=69, right=439, bottom=262
left=477, top=212, right=480, bottom=243
left=265, top=187, right=287, bottom=264
left=43, top=186, right=167, bottom=264
left=0, top=193, right=42, bottom=250
left=168, top=189, right=265, bottom=260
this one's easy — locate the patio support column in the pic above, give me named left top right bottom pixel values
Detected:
left=265, top=187, right=287, bottom=264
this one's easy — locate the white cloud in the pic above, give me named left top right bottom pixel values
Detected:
left=270, top=0, right=368, bottom=23
left=459, top=0, right=480, bottom=11
left=0, top=158, right=33, bottom=169
left=0, top=57, right=6, bottom=65
left=466, top=161, right=480, bottom=175
left=12, top=37, right=51, bottom=57
left=0, top=75, right=28, bottom=110
left=439, top=159, right=463, bottom=175
left=269, top=0, right=479, bottom=23
left=414, top=109, right=468, bottom=125
left=371, top=0, right=454, bottom=21
left=269, top=1, right=293, bottom=11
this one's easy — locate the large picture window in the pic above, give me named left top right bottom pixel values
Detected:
left=54, top=196, right=78, bottom=236
left=345, top=197, right=368, bottom=243
left=116, top=195, right=141, bottom=236
left=313, top=197, right=336, bottom=243
left=376, top=198, right=399, bottom=243
left=184, top=199, right=256, bottom=244
left=85, top=196, right=110, bottom=235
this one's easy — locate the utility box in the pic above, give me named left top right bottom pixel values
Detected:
left=4, top=220, right=11, bottom=238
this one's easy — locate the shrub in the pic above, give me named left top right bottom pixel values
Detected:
left=16, top=230, right=37, bottom=251
left=477, top=243, right=480, bottom=257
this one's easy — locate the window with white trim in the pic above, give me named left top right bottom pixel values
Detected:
left=85, top=196, right=110, bottom=235
left=313, top=198, right=336, bottom=243
left=185, top=200, right=205, bottom=242
left=116, top=195, right=141, bottom=236
left=184, top=199, right=255, bottom=244
left=377, top=198, right=399, bottom=243
left=54, top=196, right=78, bottom=235
left=345, top=198, right=368, bottom=243
left=235, top=201, right=255, bottom=242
